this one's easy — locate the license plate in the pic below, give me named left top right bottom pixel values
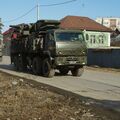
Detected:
left=69, top=61, right=77, bottom=64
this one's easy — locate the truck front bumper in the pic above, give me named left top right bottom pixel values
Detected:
left=55, top=56, right=87, bottom=66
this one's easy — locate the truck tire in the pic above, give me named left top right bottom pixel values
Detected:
left=32, top=57, right=41, bottom=75
left=59, top=68, right=69, bottom=75
left=14, top=56, right=19, bottom=70
left=71, top=67, right=84, bottom=77
left=42, top=58, right=55, bottom=78
left=18, top=55, right=27, bottom=71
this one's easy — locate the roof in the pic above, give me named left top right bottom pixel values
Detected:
left=60, top=16, right=113, bottom=32
left=3, top=28, right=14, bottom=35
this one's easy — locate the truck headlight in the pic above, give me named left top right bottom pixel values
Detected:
left=58, top=51, right=62, bottom=55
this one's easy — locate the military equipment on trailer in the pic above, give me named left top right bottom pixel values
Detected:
left=10, top=20, right=87, bottom=77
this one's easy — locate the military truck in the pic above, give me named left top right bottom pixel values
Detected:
left=10, top=20, right=87, bottom=77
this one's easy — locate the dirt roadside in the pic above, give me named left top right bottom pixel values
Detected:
left=0, top=71, right=120, bottom=120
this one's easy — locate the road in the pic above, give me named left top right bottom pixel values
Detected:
left=0, top=56, right=120, bottom=111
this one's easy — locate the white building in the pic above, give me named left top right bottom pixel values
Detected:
left=96, top=17, right=120, bottom=30
left=0, top=18, right=3, bottom=43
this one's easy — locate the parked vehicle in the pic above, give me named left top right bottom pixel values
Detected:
left=10, top=20, right=87, bottom=77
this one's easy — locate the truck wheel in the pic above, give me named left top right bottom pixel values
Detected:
left=59, top=68, right=69, bottom=75
left=32, top=57, right=41, bottom=75
left=71, top=67, right=84, bottom=77
left=18, top=56, right=27, bottom=71
left=42, top=59, right=55, bottom=78
left=14, top=56, right=19, bottom=70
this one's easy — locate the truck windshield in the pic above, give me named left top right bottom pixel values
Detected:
left=55, top=32, right=84, bottom=42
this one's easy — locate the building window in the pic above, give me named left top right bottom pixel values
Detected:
left=99, top=35, right=104, bottom=44
left=86, top=34, right=89, bottom=40
left=93, top=35, right=96, bottom=43
left=90, top=35, right=96, bottom=44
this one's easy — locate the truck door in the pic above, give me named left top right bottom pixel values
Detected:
left=44, top=33, right=56, bottom=56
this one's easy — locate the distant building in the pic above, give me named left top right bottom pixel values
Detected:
left=3, top=28, right=14, bottom=56
left=60, top=16, right=112, bottom=48
left=0, top=18, right=3, bottom=60
left=0, top=18, right=3, bottom=41
left=96, top=17, right=120, bottom=30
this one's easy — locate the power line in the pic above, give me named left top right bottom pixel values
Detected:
left=3, top=5, right=37, bottom=23
left=40, top=0, right=78, bottom=7
left=3, top=0, right=78, bottom=23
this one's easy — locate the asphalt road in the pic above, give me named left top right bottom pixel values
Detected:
left=0, top=56, right=120, bottom=111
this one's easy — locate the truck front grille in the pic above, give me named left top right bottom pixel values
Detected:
left=65, top=57, right=80, bottom=64
left=66, top=57, right=78, bottom=61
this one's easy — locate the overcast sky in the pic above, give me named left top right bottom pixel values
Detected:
left=0, top=0, right=120, bottom=32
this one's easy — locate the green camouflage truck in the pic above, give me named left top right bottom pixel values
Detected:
left=10, top=20, right=87, bottom=77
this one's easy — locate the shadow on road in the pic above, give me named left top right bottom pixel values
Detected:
left=0, top=64, right=72, bottom=77
left=99, top=100, right=120, bottom=112
left=0, top=64, right=14, bottom=70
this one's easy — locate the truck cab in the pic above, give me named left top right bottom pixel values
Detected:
left=42, top=29, right=87, bottom=77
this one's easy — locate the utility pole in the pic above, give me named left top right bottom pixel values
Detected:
left=37, top=0, right=39, bottom=20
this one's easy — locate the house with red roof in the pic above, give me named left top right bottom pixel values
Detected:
left=60, top=16, right=112, bottom=48
left=2, top=28, right=14, bottom=55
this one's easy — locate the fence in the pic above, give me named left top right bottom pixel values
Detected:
left=87, top=47, right=120, bottom=68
